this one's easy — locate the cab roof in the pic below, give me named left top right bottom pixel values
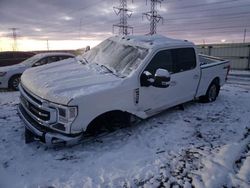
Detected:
left=110, top=34, right=195, bottom=49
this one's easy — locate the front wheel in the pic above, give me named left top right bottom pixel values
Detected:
left=86, top=112, right=131, bottom=136
left=200, top=82, right=220, bottom=103
left=9, top=75, right=21, bottom=91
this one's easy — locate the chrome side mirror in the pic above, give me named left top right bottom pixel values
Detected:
left=153, top=69, right=171, bottom=88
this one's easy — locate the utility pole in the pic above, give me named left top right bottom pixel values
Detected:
left=9, top=28, right=19, bottom=51
left=143, top=0, right=164, bottom=35
left=113, top=0, right=133, bottom=35
left=243, top=28, right=246, bottom=43
left=46, top=39, right=49, bottom=51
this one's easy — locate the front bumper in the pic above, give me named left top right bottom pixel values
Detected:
left=18, top=104, right=82, bottom=146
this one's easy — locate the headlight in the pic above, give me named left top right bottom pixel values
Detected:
left=69, top=107, right=77, bottom=119
left=0, top=72, right=7, bottom=77
left=57, top=106, right=78, bottom=124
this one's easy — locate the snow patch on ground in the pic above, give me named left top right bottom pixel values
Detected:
left=0, top=84, right=249, bottom=187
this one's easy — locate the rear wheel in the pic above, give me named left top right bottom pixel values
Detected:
left=200, top=82, right=220, bottom=103
left=9, top=75, right=21, bottom=91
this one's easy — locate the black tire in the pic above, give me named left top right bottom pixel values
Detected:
left=9, top=75, right=21, bottom=91
left=200, top=82, right=220, bottom=103
left=86, top=112, right=130, bottom=136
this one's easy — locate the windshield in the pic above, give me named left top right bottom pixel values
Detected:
left=21, top=54, right=42, bottom=65
left=80, top=39, right=149, bottom=76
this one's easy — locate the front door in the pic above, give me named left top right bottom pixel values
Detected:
left=138, top=48, right=199, bottom=117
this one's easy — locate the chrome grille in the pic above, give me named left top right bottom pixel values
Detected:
left=20, top=95, right=50, bottom=121
left=19, top=85, right=57, bottom=126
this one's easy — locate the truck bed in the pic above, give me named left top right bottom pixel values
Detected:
left=196, top=54, right=230, bottom=98
left=199, top=54, right=227, bottom=67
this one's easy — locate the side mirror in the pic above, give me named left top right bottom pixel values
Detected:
left=141, top=71, right=154, bottom=87
left=153, top=69, right=171, bottom=88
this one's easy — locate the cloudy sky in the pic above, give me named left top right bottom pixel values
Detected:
left=0, top=0, right=250, bottom=51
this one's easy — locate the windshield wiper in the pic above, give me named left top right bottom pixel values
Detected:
left=82, top=57, right=89, bottom=64
left=97, top=64, right=124, bottom=78
left=100, top=64, right=114, bottom=73
left=78, top=57, right=89, bottom=64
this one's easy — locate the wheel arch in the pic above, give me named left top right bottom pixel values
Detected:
left=212, top=77, right=220, bottom=86
left=209, top=77, right=221, bottom=94
left=8, top=74, right=22, bottom=88
left=85, top=110, right=132, bottom=133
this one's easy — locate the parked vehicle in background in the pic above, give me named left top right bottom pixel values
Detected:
left=0, top=51, right=36, bottom=67
left=18, top=35, right=230, bottom=145
left=0, top=52, right=75, bottom=90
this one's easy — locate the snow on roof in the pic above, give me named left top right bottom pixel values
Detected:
left=110, top=34, right=194, bottom=49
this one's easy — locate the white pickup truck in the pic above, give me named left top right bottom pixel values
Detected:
left=18, top=35, right=230, bottom=145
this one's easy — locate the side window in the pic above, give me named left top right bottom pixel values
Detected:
left=59, top=55, right=72, bottom=61
left=47, top=56, right=60, bottom=63
left=33, top=57, right=48, bottom=67
left=144, top=50, right=173, bottom=75
left=172, top=48, right=196, bottom=73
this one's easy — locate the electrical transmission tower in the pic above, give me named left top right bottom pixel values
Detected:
left=143, top=0, right=164, bottom=35
left=113, top=0, right=133, bottom=35
left=9, top=28, right=19, bottom=51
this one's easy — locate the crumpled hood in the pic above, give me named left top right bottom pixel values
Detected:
left=21, top=58, right=122, bottom=105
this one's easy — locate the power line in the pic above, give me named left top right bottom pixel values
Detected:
left=168, top=4, right=250, bottom=16
left=168, top=0, right=244, bottom=10
left=137, top=27, right=250, bottom=36
left=160, top=25, right=250, bottom=32
left=113, top=0, right=133, bottom=35
left=3, top=0, right=249, bottom=43
left=135, top=20, right=249, bottom=33
left=159, top=10, right=250, bottom=21
left=66, top=0, right=103, bottom=15
left=143, top=0, right=164, bottom=35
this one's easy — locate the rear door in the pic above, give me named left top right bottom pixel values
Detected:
left=171, top=48, right=200, bottom=102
